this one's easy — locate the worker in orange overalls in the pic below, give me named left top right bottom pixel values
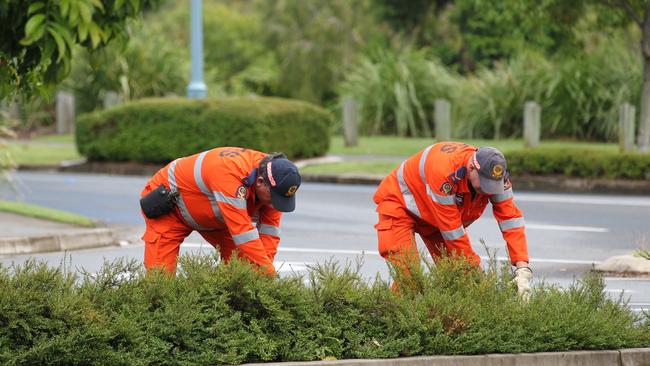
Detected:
left=139, top=147, right=301, bottom=275
left=373, top=142, right=532, bottom=295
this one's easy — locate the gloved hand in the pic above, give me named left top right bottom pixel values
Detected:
left=513, top=267, right=533, bottom=300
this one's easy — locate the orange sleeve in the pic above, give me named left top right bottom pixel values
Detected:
left=425, top=168, right=480, bottom=265
left=489, top=179, right=529, bottom=264
left=258, top=205, right=282, bottom=261
left=209, top=176, right=275, bottom=275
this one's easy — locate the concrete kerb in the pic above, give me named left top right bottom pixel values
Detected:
left=242, top=349, right=650, bottom=366
left=0, top=228, right=117, bottom=256
left=595, top=255, right=650, bottom=277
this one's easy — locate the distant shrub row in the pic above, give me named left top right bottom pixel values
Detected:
left=76, top=97, right=333, bottom=163
left=507, top=148, right=650, bottom=179
left=1, top=256, right=648, bottom=364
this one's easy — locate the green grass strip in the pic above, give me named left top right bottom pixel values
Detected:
left=329, top=136, right=618, bottom=156
left=0, top=200, right=95, bottom=228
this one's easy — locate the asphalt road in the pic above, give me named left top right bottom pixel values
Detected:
left=1, top=171, right=649, bottom=311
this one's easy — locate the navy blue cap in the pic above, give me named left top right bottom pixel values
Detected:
left=265, top=157, right=301, bottom=212
left=474, top=147, right=507, bottom=195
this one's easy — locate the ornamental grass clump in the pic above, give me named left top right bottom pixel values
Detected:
left=0, top=253, right=648, bottom=364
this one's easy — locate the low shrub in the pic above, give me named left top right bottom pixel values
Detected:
left=506, top=148, right=650, bottom=179
left=0, top=254, right=648, bottom=364
left=75, top=97, right=333, bottom=163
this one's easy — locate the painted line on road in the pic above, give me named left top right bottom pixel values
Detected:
left=605, top=289, right=636, bottom=294
left=181, top=243, right=601, bottom=265
left=605, top=277, right=650, bottom=281
left=474, top=219, right=609, bottom=233
left=516, top=194, right=650, bottom=207
left=486, top=255, right=600, bottom=265
left=526, top=224, right=609, bottom=233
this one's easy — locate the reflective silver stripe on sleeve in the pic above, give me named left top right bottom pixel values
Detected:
left=441, top=226, right=465, bottom=241
left=193, top=151, right=224, bottom=222
left=430, top=189, right=456, bottom=205
left=214, top=191, right=247, bottom=209
left=232, top=228, right=260, bottom=245
left=259, top=224, right=281, bottom=237
left=498, top=217, right=525, bottom=231
left=397, top=161, right=421, bottom=218
left=168, top=159, right=211, bottom=231
left=490, top=189, right=513, bottom=203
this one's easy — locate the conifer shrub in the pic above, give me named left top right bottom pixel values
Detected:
left=0, top=254, right=648, bottom=364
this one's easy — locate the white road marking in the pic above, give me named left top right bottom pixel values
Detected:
left=515, top=194, right=650, bottom=207
left=484, top=256, right=600, bottom=265
left=526, top=224, right=609, bottom=233
left=605, top=289, right=636, bottom=294
left=180, top=243, right=602, bottom=265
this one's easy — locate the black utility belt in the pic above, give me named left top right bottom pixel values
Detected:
left=140, top=184, right=179, bottom=219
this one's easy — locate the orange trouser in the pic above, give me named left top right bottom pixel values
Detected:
left=141, top=184, right=237, bottom=273
left=375, top=204, right=479, bottom=271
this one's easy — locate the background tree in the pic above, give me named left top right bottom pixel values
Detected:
left=0, top=0, right=160, bottom=99
left=597, top=0, right=650, bottom=152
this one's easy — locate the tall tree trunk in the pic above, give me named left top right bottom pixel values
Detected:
left=638, top=7, right=650, bottom=153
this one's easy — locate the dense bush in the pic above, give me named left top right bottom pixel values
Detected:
left=507, top=148, right=650, bottom=179
left=0, top=255, right=648, bottom=364
left=342, top=37, right=641, bottom=142
left=340, top=47, right=457, bottom=137
left=76, top=97, right=333, bottom=163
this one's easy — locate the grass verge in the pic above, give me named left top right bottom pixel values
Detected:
left=7, top=140, right=81, bottom=166
left=0, top=200, right=95, bottom=228
left=329, top=136, right=618, bottom=157
left=302, top=160, right=398, bottom=175
left=0, top=255, right=647, bottom=364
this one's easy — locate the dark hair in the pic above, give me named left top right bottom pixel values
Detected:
left=259, top=152, right=286, bottom=183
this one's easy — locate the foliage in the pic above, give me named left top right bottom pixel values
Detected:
left=0, top=109, right=17, bottom=184
left=75, top=97, right=333, bottom=163
left=340, top=47, right=458, bottom=137
left=343, top=35, right=641, bottom=141
left=257, top=0, right=379, bottom=104
left=506, top=148, right=650, bottom=179
left=0, top=255, right=647, bottom=364
left=0, top=0, right=160, bottom=99
left=64, top=21, right=187, bottom=114
left=450, top=0, right=586, bottom=72
left=634, top=248, right=650, bottom=260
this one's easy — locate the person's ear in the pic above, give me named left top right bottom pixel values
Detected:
left=256, top=176, right=266, bottom=187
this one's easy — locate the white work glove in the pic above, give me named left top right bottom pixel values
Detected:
left=513, top=267, right=533, bottom=301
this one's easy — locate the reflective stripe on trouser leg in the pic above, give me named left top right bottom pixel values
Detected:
left=498, top=217, right=525, bottom=231
left=232, top=228, right=260, bottom=245
left=258, top=224, right=281, bottom=237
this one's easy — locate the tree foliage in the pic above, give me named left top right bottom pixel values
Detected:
left=0, top=0, right=160, bottom=99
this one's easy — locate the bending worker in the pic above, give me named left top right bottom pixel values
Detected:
left=373, top=141, right=532, bottom=295
left=139, top=147, right=301, bottom=275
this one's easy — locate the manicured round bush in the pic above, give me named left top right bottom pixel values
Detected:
left=76, top=97, right=333, bottom=163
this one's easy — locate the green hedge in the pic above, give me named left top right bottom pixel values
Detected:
left=76, top=97, right=333, bottom=163
left=507, top=148, right=650, bottom=180
left=1, top=256, right=648, bottom=364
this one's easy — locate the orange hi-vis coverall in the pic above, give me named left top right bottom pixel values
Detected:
left=373, top=142, right=528, bottom=269
left=141, top=147, right=281, bottom=275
